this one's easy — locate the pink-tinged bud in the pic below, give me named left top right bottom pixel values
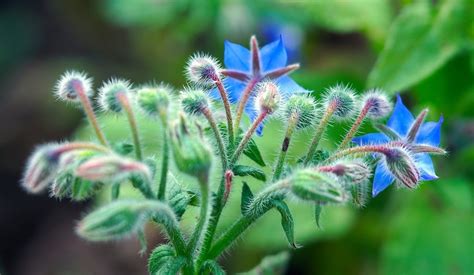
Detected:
left=361, top=89, right=392, bottom=119
left=22, top=144, right=61, bottom=194
left=55, top=71, right=93, bottom=103
left=223, top=170, right=234, bottom=204
left=185, top=54, right=221, bottom=86
left=255, top=81, right=281, bottom=114
left=383, top=146, right=420, bottom=189
left=98, top=78, right=132, bottom=113
left=76, top=155, right=151, bottom=183
left=319, top=159, right=371, bottom=185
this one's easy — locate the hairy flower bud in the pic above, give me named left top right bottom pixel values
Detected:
left=99, top=78, right=132, bottom=112
left=361, top=89, right=392, bottom=119
left=255, top=81, right=281, bottom=114
left=76, top=155, right=151, bottom=183
left=22, top=144, right=61, bottom=193
left=76, top=200, right=177, bottom=241
left=180, top=88, right=209, bottom=115
left=319, top=159, right=371, bottom=185
left=290, top=169, right=348, bottom=203
left=170, top=115, right=212, bottom=182
left=185, top=54, right=221, bottom=86
left=324, top=84, right=356, bottom=119
left=383, top=146, right=420, bottom=189
left=136, top=85, right=171, bottom=116
left=285, top=95, right=317, bottom=129
left=55, top=71, right=93, bottom=103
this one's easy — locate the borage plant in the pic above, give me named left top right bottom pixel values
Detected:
left=22, top=36, right=446, bottom=274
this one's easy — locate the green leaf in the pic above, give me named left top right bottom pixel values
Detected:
left=201, top=260, right=226, bottom=275
left=166, top=174, right=191, bottom=219
left=233, top=165, right=266, bottom=182
left=241, top=182, right=254, bottom=215
left=314, top=202, right=323, bottom=229
left=148, top=244, right=175, bottom=275
left=239, top=251, right=290, bottom=275
left=272, top=200, right=299, bottom=249
left=243, top=138, right=266, bottom=167
left=368, top=0, right=472, bottom=93
left=158, top=256, right=186, bottom=275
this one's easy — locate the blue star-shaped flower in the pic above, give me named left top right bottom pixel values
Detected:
left=352, top=95, right=443, bottom=196
left=211, top=35, right=308, bottom=135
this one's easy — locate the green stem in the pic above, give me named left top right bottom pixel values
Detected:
left=337, top=102, right=370, bottom=150
left=231, top=110, right=267, bottom=164
left=201, top=107, right=228, bottom=170
left=187, top=175, right=211, bottom=256
left=273, top=113, right=298, bottom=181
left=214, top=78, right=234, bottom=146
left=326, top=144, right=389, bottom=163
left=117, top=93, right=143, bottom=160
left=233, top=78, right=259, bottom=140
left=157, top=115, right=169, bottom=200
left=303, top=104, right=335, bottom=165
left=73, top=82, right=109, bottom=147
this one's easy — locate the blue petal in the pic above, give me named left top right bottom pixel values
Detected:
left=260, top=36, right=287, bottom=72
left=209, top=78, right=246, bottom=104
left=372, top=163, right=395, bottom=197
left=387, top=95, right=414, bottom=136
left=224, top=40, right=250, bottom=72
left=352, top=133, right=389, bottom=146
left=415, top=116, right=443, bottom=146
left=276, top=76, right=308, bottom=98
left=414, top=153, right=438, bottom=181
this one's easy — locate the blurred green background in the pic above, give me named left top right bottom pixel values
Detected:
left=0, top=0, right=472, bottom=274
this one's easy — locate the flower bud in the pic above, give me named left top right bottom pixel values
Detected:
left=324, top=84, right=356, bottom=119
left=76, top=200, right=176, bottom=241
left=290, top=169, right=348, bottom=203
left=50, top=172, right=74, bottom=199
left=76, top=155, right=151, bottom=183
left=255, top=81, right=281, bottom=114
left=383, top=146, right=420, bottom=189
left=136, top=85, right=171, bottom=116
left=99, top=78, right=132, bottom=112
left=285, top=95, right=317, bottom=129
left=22, top=144, right=61, bottom=193
left=185, top=54, right=221, bottom=86
left=361, top=89, right=392, bottom=119
left=319, top=159, right=371, bottom=185
left=170, top=115, right=212, bottom=182
left=180, top=88, right=209, bottom=115
left=55, top=71, right=93, bottom=103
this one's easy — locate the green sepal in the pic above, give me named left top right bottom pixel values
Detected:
left=241, top=182, right=254, bottom=215
left=200, top=260, right=226, bottom=275
left=113, top=141, right=134, bottom=156
left=233, top=165, right=266, bottom=182
left=239, top=251, right=290, bottom=275
left=272, top=200, right=300, bottom=249
left=71, top=177, right=102, bottom=201
left=314, top=202, right=324, bottom=229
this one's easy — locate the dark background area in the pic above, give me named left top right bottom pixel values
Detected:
left=1, top=0, right=472, bottom=274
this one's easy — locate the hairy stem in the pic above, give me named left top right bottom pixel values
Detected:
left=73, top=82, right=109, bottom=147
left=187, top=176, right=211, bottom=256
left=338, top=102, right=370, bottom=150
left=304, top=104, right=335, bottom=165
left=157, top=115, right=169, bottom=200
left=327, top=144, right=390, bottom=162
left=201, top=107, right=228, bottom=170
left=233, top=78, right=259, bottom=139
left=231, top=110, right=267, bottom=164
left=117, top=93, right=143, bottom=160
left=214, top=78, right=234, bottom=145
left=273, top=112, right=298, bottom=181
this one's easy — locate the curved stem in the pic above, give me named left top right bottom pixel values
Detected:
left=273, top=113, right=298, bottom=181
left=73, top=82, right=109, bottom=147
left=231, top=110, right=267, bottom=164
left=338, top=103, right=370, bottom=150
left=157, top=115, right=169, bottom=200
left=326, top=144, right=389, bottom=163
left=214, top=78, right=234, bottom=145
left=303, top=104, right=335, bottom=165
left=187, top=176, right=211, bottom=256
left=201, top=107, right=228, bottom=170
left=233, top=78, right=259, bottom=139
left=117, top=93, right=143, bottom=160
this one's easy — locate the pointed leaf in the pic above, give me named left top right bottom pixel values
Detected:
left=272, top=200, right=300, bottom=249
left=241, top=182, right=254, bottom=215
left=243, top=137, right=266, bottom=166
left=148, top=244, right=175, bottom=275
left=233, top=165, right=266, bottom=182
left=314, top=202, right=323, bottom=229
